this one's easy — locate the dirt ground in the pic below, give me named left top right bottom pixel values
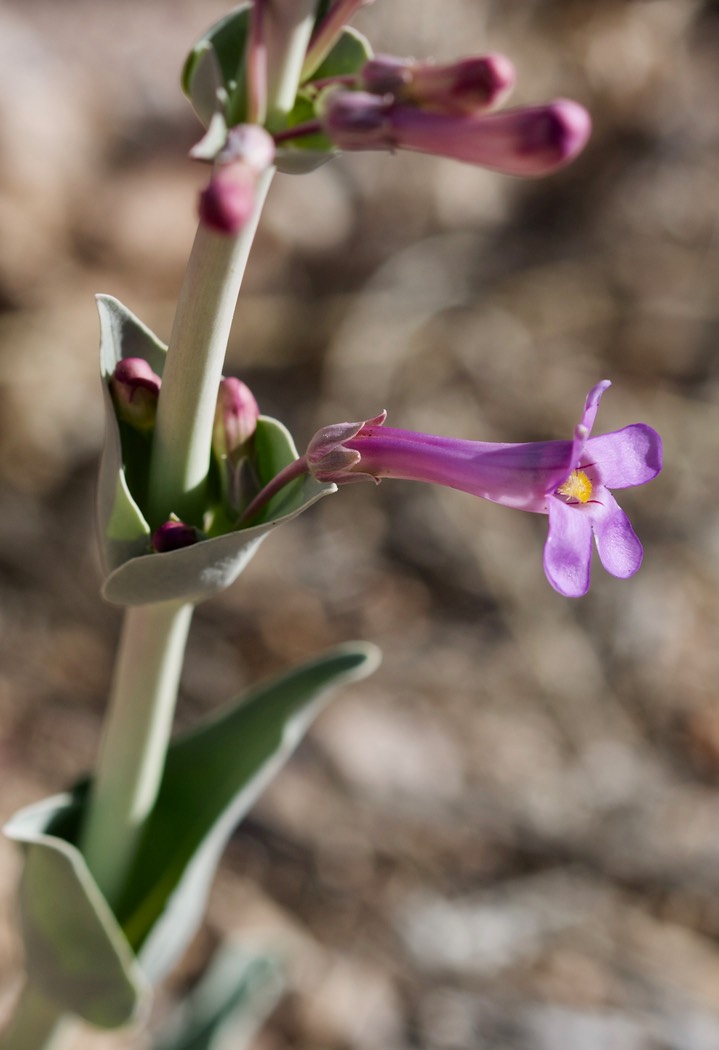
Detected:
left=1, top=1, right=718, bottom=1047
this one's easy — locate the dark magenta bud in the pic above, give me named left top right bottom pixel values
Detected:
left=198, top=125, right=275, bottom=236
left=198, top=167, right=256, bottom=235
left=152, top=520, right=203, bottom=553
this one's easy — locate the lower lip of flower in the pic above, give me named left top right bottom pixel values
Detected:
left=556, top=468, right=593, bottom=504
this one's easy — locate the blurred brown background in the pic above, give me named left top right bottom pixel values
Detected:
left=1, top=1, right=718, bottom=1047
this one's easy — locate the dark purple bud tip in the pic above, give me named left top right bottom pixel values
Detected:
left=152, top=520, right=203, bottom=553
left=110, top=357, right=161, bottom=431
left=449, top=54, right=516, bottom=111
left=521, top=99, right=592, bottom=170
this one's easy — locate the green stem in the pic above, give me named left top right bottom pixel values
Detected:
left=240, top=454, right=309, bottom=523
left=0, top=983, right=70, bottom=1050
left=80, top=600, right=193, bottom=906
left=264, top=0, right=318, bottom=128
left=147, top=169, right=274, bottom=528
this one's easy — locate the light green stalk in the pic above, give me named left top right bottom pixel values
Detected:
left=264, top=0, right=318, bottom=127
left=81, top=600, right=193, bottom=905
left=147, top=168, right=274, bottom=528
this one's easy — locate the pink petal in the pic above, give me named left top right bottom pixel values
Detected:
left=580, top=380, right=611, bottom=435
left=544, top=499, right=593, bottom=597
left=584, top=424, right=662, bottom=489
left=567, top=380, right=611, bottom=472
left=591, top=492, right=643, bottom=579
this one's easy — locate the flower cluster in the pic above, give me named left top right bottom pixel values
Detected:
left=315, top=62, right=591, bottom=178
left=153, top=3, right=657, bottom=600
left=190, top=2, right=592, bottom=234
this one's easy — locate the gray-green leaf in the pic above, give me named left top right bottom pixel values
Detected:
left=151, top=943, right=283, bottom=1050
left=3, top=796, right=151, bottom=1029
left=118, top=642, right=380, bottom=981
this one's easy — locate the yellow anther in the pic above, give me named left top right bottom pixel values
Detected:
left=557, top=469, right=593, bottom=504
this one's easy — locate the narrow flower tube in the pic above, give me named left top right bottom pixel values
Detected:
left=320, top=90, right=592, bottom=175
left=359, top=53, right=516, bottom=114
left=244, top=383, right=662, bottom=597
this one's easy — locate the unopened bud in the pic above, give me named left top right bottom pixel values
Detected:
left=322, top=94, right=592, bottom=176
left=213, top=377, right=260, bottom=460
left=110, top=357, right=161, bottom=431
left=198, top=125, right=275, bottom=235
left=360, top=53, right=515, bottom=114
left=199, top=166, right=256, bottom=235
left=152, top=519, right=203, bottom=553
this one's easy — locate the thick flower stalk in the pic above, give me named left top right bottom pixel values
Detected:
left=242, top=382, right=662, bottom=597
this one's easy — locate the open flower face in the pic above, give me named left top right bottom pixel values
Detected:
left=303, top=381, right=662, bottom=598
left=542, top=382, right=662, bottom=596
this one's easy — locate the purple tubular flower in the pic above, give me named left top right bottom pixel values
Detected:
left=360, top=53, right=516, bottom=114
left=305, top=383, right=662, bottom=597
left=320, top=91, right=591, bottom=176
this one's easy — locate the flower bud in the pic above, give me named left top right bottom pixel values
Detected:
left=321, top=92, right=591, bottom=176
left=152, top=519, right=203, bottom=553
left=199, top=167, right=256, bottom=235
left=213, top=377, right=260, bottom=461
left=360, top=53, right=515, bottom=114
left=198, top=125, right=275, bottom=235
left=110, top=357, right=161, bottom=431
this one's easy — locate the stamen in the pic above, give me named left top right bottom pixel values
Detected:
left=556, top=469, right=592, bottom=504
